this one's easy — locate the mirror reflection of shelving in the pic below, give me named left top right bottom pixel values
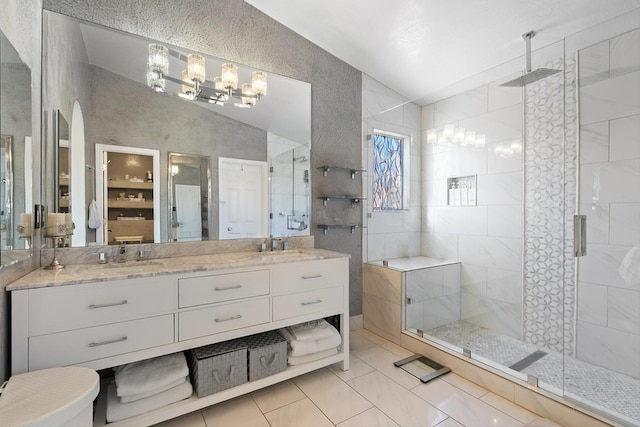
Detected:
left=106, top=152, right=155, bottom=244
left=58, top=143, right=70, bottom=213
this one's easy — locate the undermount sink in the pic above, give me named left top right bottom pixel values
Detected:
left=260, top=249, right=306, bottom=255
left=100, top=259, right=165, bottom=268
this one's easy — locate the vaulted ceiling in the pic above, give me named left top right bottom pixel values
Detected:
left=246, top=0, right=640, bottom=105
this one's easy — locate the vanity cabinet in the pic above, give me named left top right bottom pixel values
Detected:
left=9, top=253, right=350, bottom=426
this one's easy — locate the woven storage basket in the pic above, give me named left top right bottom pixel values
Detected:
left=186, top=339, right=247, bottom=397
left=245, top=331, right=287, bottom=381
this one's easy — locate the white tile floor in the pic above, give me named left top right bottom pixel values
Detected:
left=154, top=329, right=557, bottom=427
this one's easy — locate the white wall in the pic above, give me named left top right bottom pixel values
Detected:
left=363, top=75, right=422, bottom=262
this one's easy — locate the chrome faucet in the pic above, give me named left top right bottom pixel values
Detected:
left=271, top=237, right=281, bottom=251
left=117, top=245, right=127, bottom=263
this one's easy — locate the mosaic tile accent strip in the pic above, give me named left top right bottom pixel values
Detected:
left=523, top=57, right=577, bottom=355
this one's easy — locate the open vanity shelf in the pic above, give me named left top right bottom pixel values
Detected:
left=9, top=253, right=350, bottom=427
left=94, top=351, right=346, bottom=426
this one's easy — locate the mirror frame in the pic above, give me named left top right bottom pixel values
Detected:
left=1, top=135, right=14, bottom=249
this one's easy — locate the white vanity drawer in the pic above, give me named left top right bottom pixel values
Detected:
left=28, top=277, right=175, bottom=336
left=28, top=314, right=174, bottom=371
left=178, top=297, right=270, bottom=341
left=178, top=270, right=269, bottom=308
left=271, top=258, right=347, bottom=294
left=272, top=286, right=343, bottom=321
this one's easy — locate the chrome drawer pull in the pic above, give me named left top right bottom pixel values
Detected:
left=301, top=299, right=323, bottom=306
left=301, top=274, right=322, bottom=280
left=88, top=300, right=128, bottom=309
left=214, top=284, right=242, bottom=291
left=214, top=314, right=242, bottom=323
left=88, top=336, right=128, bottom=347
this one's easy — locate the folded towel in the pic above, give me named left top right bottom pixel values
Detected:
left=287, top=348, right=339, bottom=365
left=288, top=319, right=338, bottom=341
left=106, top=381, right=193, bottom=422
left=279, top=327, right=341, bottom=357
left=119, top=376, right=188, bottom=404
left=114, top=352, right=188, bottom=398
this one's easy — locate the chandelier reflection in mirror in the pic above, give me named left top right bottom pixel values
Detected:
left=147, top=44, right=267, bottom=108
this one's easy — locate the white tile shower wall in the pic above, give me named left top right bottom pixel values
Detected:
left=363, top=74, right=423, bottom=262
left=577, top=28, right=640, bottom=378
left=421, top=80, right=524, bottom=339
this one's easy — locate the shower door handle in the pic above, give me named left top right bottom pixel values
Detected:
left=574, top=215, right=587, bottom=257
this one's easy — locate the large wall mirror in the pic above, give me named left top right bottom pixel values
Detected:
left=43, top=10, right=311, bottom=247
left=0, top=28, right=33, bottom=268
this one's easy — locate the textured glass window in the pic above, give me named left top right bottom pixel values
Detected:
left=373, top=133, right=405, bottom=210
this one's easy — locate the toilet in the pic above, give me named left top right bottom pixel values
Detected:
left=0, top=367, right=99, bottom=426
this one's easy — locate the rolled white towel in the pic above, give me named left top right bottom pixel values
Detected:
left=119, top=376, right=188, bottom=404
left=114, top=352, right=188, bottom=398
left=287, top=348, right=339, bottom=365
left=279, top=327, right=341, bottom=357
left=288, top=319, right=338, bottom=341
left=106, top=380, right=193, bottom=423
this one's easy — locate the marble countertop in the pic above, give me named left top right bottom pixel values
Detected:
left=367, top=256, right=459, bottom=272
left=7, top=248, right=349, bottom=291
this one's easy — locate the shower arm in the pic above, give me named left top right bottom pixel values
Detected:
left=523, top=31, right=535, bottom=73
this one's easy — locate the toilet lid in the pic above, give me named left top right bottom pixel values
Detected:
left=0, top=367, right=99, bottom=427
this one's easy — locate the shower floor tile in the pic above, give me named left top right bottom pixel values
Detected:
left=423, top=320, right=640, bottom=424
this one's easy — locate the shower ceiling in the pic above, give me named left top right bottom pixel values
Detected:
left=245, top=0, right=640, bottom=105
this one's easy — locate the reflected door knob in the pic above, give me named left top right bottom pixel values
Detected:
left=227, top=227, right=232, bottom=231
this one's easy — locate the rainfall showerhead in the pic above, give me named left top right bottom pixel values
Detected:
left=500, top=31, right=561, bottom=87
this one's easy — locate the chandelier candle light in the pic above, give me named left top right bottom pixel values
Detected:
left=147, top=44, right=267, bottom=107
left=44, top=212, right=74, bottom=270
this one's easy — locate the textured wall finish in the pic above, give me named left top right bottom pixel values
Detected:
left=522, top=57, right=577, bottom=354
left=43, top=0, right=363, bottom=314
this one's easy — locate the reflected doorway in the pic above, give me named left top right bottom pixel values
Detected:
left=218, top=157, right=268, bottom=239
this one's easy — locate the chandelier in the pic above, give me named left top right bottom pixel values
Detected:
left=146, top=44, right=267, bottom=108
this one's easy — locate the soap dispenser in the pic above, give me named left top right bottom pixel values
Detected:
left=452, top=182, right=461, bottom=206
left=460, top=181, right=468, bottom=206
left=448, top=182, right=456, bottom=206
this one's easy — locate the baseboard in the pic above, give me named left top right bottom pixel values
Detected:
left=349, top=314, right=363, bottom=330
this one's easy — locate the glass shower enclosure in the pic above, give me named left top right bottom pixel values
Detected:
left=410, top=10, right=639, bottom=426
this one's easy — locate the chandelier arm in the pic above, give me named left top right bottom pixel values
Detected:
left=164, top=74, right=193, bottom=86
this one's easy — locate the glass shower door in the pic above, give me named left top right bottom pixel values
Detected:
left=567, top=25, right=640, bottom=425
